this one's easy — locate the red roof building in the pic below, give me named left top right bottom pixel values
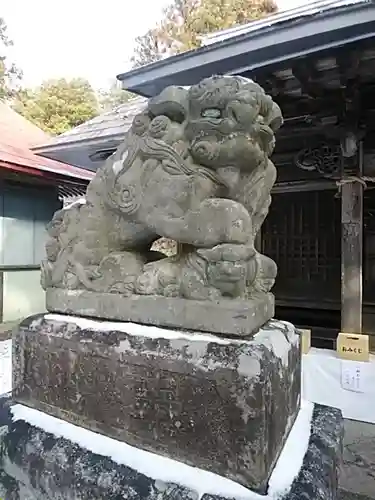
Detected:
left=0, top=103, right=94, bottom=197
left=0, top=104, right=94, bottom=324
left=0, top=102, right=49, bottom=148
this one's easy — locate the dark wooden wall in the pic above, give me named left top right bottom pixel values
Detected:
left=263, top=163, right=375, bottom=347
left=263, top=188, right=341, bottom=309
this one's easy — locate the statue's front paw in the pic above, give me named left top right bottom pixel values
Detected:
left=181, top=273, right=221, bottom=301
left=163, top=284, right=180, bottom=297
left=109, top=281, right=135, bottom=296
left=135, top=272, right=159, bottom=295
left=183, top=286, right=221, bottom=301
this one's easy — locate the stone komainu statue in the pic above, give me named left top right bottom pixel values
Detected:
left=42, top=75, right=282, bottom=302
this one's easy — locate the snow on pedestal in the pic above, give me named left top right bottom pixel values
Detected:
left=10, top=400, right=314, bottom=500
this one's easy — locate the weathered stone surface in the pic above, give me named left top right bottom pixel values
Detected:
left=204, top=405, right=344, bottom=500
left=284, top=404, right=344, bottom=500
left=41, top=75, right=283, bottom=337
left=13, top=314, right=300, bottom=492
left=0, top=397, right=343, bottom=500
left=45, top=288, right=274, bottom=336
left=341, top=419, right=375, bottom=499
left=339, top=492, right=375, bottom=500
left=0, top=396, right=199, bottom=500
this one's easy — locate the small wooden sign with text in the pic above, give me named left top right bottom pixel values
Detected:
left=299, top=328, right=311, bottom=355
left=336, top=332, right=370, bottom=362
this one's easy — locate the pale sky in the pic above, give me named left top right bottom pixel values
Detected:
left=2, top=0, right=308, bottom=91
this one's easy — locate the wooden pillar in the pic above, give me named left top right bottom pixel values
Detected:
left=341, top=140, right=364, bottom=333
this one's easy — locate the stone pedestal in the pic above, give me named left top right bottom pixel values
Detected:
left=45, top=288, right=275, bottom=337
left=0, top=394, right=344, bottom=500
left=13, top=314, right=300, bottom=493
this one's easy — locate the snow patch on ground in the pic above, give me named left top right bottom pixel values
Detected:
left=11, top=400, right=313, bottom=500
left=0, top=339, right=11, bottom=396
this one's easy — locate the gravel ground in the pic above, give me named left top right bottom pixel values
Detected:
left=339, top=419, right=375, bottom=499
left=340, top=491, right=374, bottom=500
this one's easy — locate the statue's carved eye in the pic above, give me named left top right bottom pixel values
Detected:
left=201, top=108, right=222, bottom=119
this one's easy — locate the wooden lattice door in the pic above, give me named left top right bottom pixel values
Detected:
left=364, top=191, right=375, bottom=304
left=262, top=190, right=341, bottom=307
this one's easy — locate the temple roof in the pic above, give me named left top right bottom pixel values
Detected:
left=0, top=102, right=50, bottom=148
left=32, top=97, right=147, bottom=171
left=0, top=103, right=93, bottom=194
left=34, top=97, right=147, bottom=150
left=32, top=0, right=375, bottom=173
left=117, top=0, right=375, bottom=97
left=200, top=0, right=367, bottom=46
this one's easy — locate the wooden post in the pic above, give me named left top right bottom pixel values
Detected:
left=341, top=140, right=364, bottom=334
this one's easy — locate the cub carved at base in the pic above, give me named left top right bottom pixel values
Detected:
left=41, top=75, right=283, bottom=301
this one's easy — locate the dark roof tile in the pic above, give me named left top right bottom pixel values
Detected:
left=34, top=97, right=148, bottom=150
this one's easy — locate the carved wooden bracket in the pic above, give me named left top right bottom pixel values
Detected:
left=294, top=143, right=341, bottom=177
